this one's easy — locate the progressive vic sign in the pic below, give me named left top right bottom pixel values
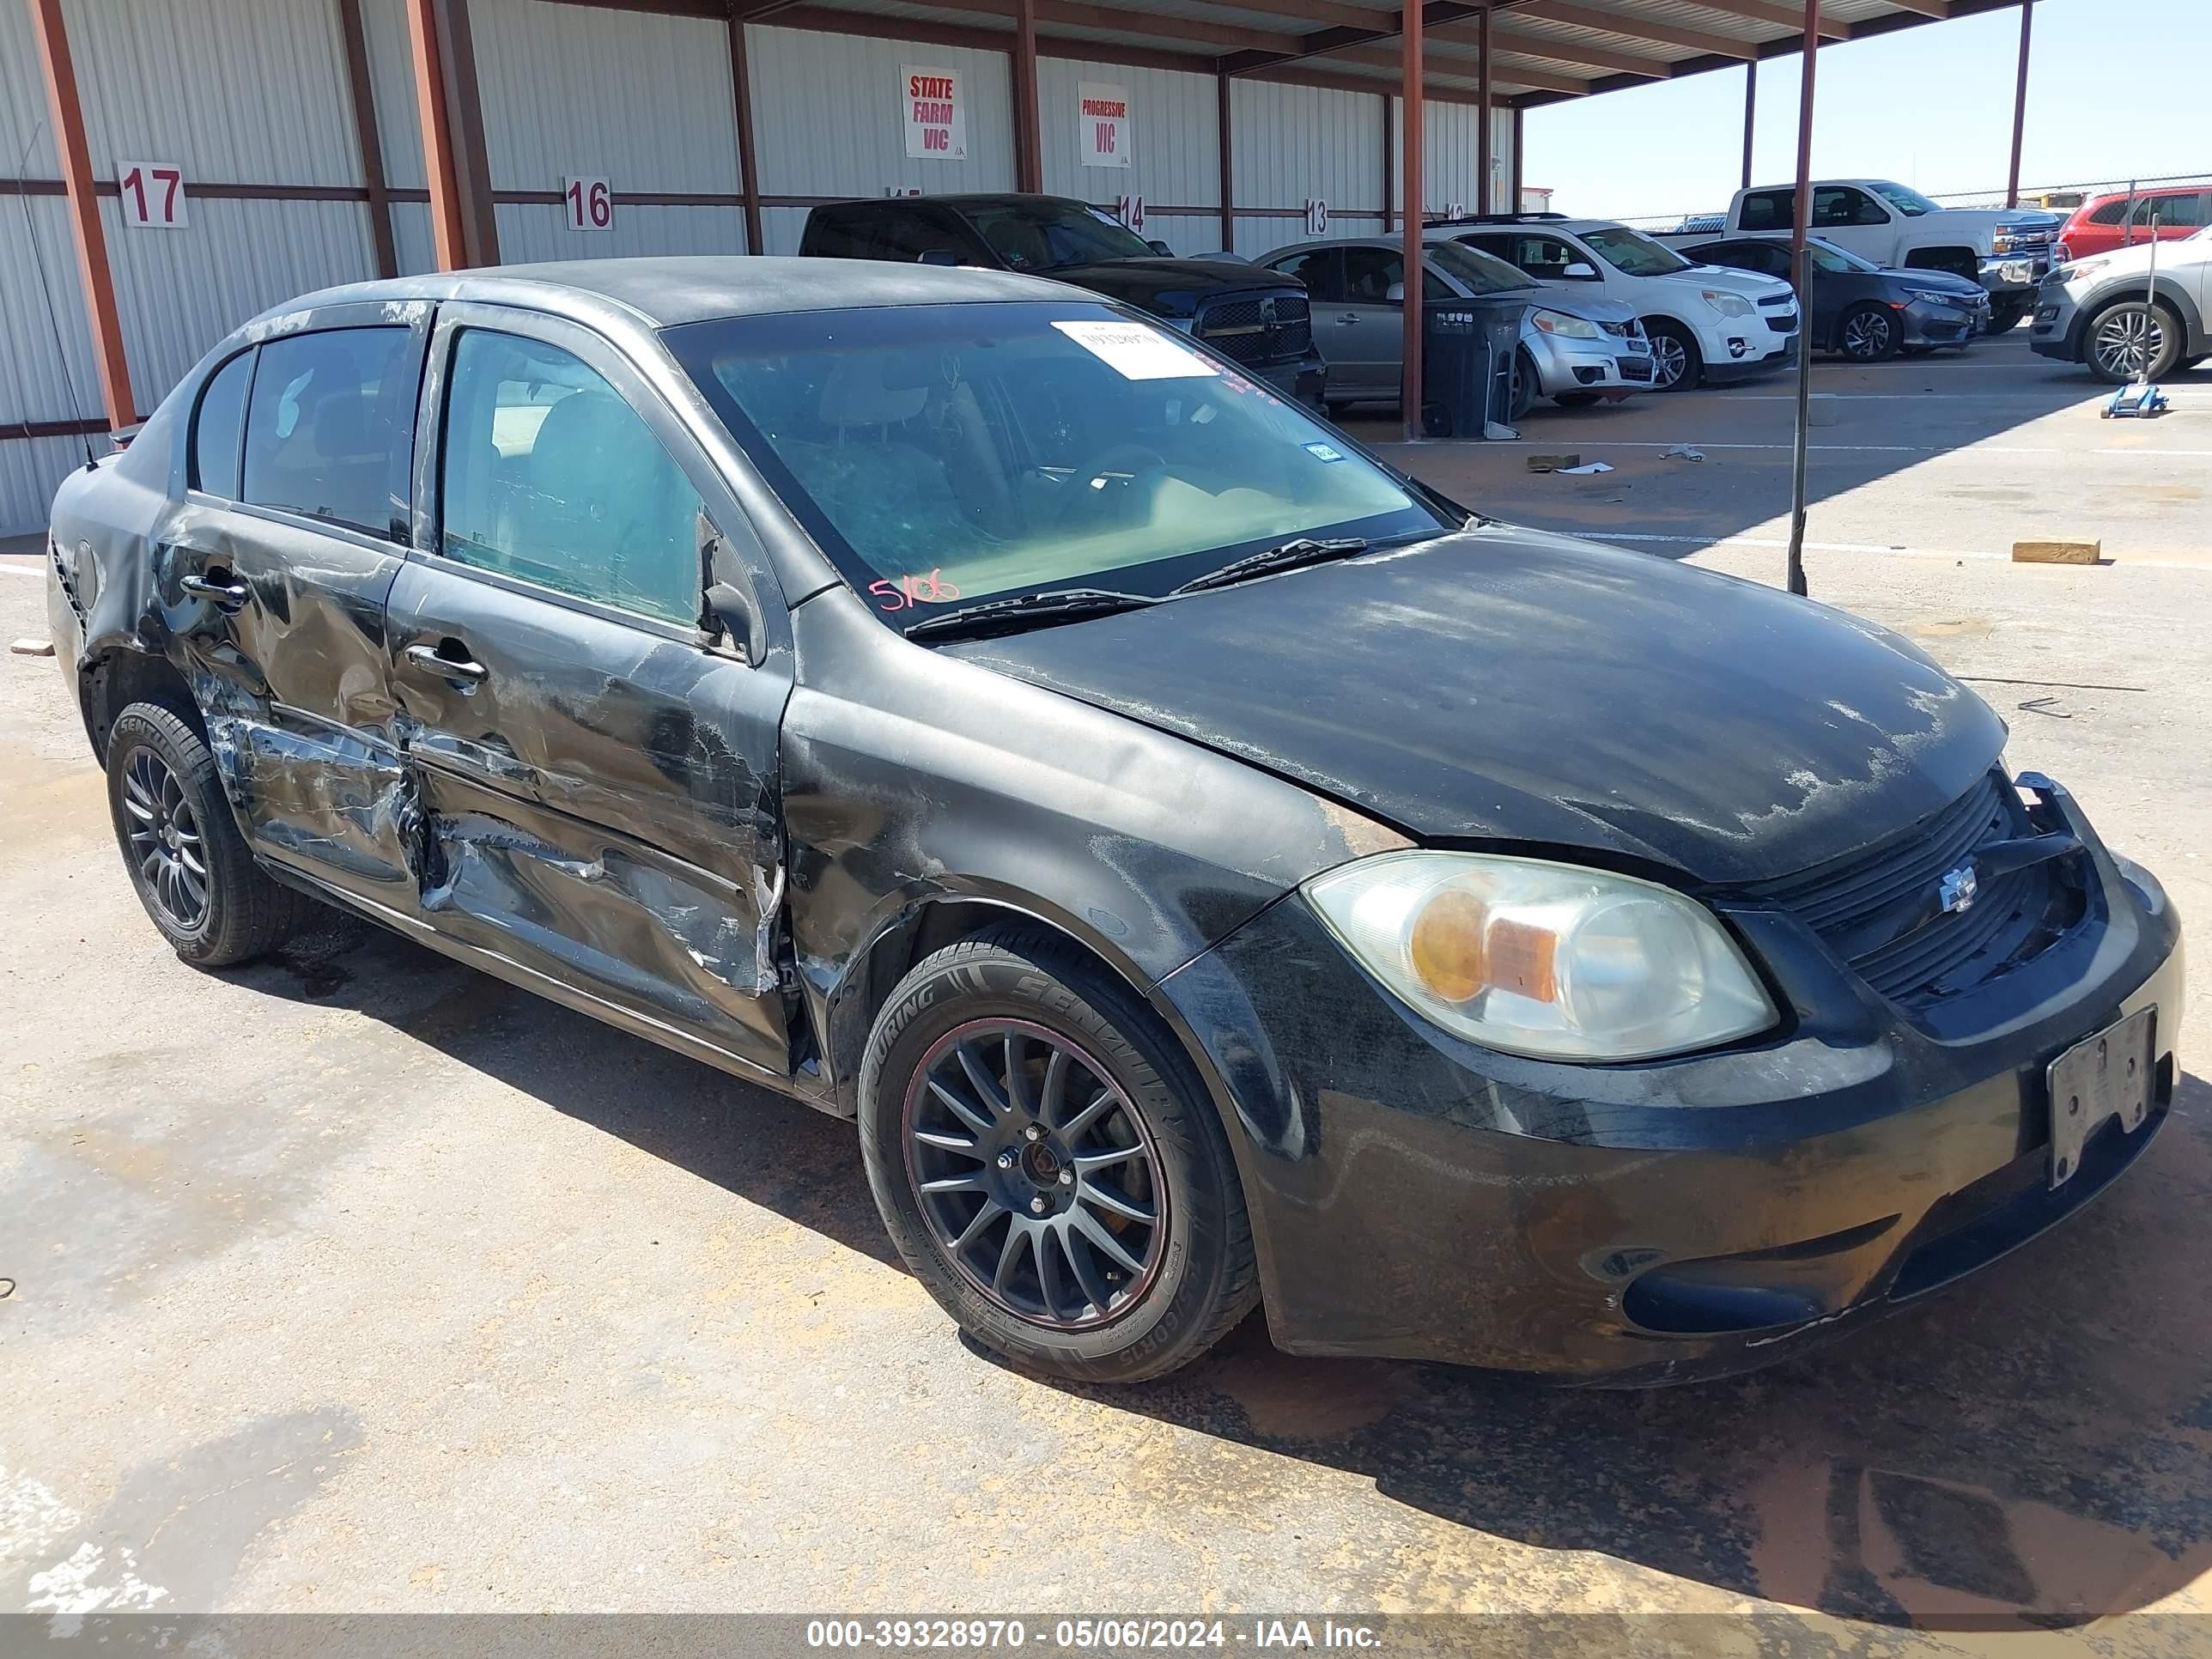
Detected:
left=1079, top=82, right=1131, bottom=169
left=902, top=65, right=967, bottom=161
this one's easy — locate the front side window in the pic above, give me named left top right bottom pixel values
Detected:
left=959, top=200, right=1152, bottom=271
left=191, top=350, right=254, bottom=498
left=1580, top=227, right=1691, bottom=277
left=1267, top=247, right=1342, bottom=302
left=438, top=329, right=707, bottom=627
left=665, top=302, right=1443, bottom=622
left=241, top=326, right=413, bottom=537
left=1867, top=181, right=1937, bottom=217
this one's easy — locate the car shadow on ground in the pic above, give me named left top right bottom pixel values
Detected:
left=242, top=920, right=2212, bottom=1631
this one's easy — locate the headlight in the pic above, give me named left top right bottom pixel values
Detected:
left=1905, top=288, right=1964, bottom=307
left=1530, top=308, right=1602, bottom=340
left=1304, top=852, right=1777, bottom=1062
left=2051, top=258, right=2107, bottom=286
left=1701, top=289, right=1754, bottom=319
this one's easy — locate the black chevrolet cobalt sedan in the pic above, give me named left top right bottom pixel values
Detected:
left=46, top=259, right=2181, bottom=1385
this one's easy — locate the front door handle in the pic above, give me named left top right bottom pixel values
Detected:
left=1334, top=312, right=1361, bottom=325
left=180, top=573, right=248, bottom=610
left=404, top=641, right=489, bottom=684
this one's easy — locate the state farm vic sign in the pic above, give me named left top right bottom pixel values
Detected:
left=902, top=64, right=967, bottom=161
left=1079, top=82, right=1131, bottom=169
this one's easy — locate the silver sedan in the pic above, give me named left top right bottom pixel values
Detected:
left=1256, top=234, right=1655, bottom=418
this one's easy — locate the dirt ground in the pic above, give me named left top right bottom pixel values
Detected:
left=3, top=330, right=2209, bottom=1649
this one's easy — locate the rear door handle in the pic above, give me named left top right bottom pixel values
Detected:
left=1334, top=313, right=1360, bottom=325
left=404, top=641, right=489, bottom=684
left=180, top=574, right=248, bottom=610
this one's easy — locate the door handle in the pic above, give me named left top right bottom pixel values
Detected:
left=404, top=641, right=489, bottom=684
left=1334, top=313, right=1360, bottom=325
left=181, top=574, right=248, bottom=610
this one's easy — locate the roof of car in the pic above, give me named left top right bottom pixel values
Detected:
left=244, top=256, right=1079, bottom=332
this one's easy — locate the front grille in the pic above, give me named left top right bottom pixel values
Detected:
left=1198, top=293, right=1311, bottom=366
left=1767, top=308, right=1799, bottom=336
left=1736, top=772, right=2084, bottom=1010
left=1617, top=356, right=1653, bottom=381
left=1757, top=293, right=1794, bottom=308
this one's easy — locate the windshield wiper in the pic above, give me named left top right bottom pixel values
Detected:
left=1170, top=537, right=1371, bottom=595
left=903, top=586, right=1158, bottom=641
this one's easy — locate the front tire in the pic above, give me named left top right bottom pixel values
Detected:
left=858, top=927, right=1258, bottom=1383
left=106, top=702, right=309, bottom=965
left=1644, top=319, right=1701, bottom=392
left=1838, top=302, right=1901, bottom=362
left=1552, top=391, right=1602, bottom=410
left=2086, top=299, right=2184, bottom=384
left=1509, top=349, right=1539, bottom=422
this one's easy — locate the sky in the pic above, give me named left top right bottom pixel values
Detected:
left=1522, top=0, right=2212, bottom=223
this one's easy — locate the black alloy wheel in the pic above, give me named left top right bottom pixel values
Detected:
left=905, top=1018, right=1167, bottom=1328
left=858, top=927, right=1258, bottom=1383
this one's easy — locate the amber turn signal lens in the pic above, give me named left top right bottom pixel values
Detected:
left=1408, top=887, right=1489, bottom=1002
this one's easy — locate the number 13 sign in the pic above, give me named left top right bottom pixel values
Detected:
left=118, top=162, right=186, bottom=228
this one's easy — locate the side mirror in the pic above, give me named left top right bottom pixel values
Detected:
left=918, top=248, right=962, bottom=266
left=704, top=580, right=763, bottom=665
left=1146, top=239, right=1174, bottom=256
left=1563, top=261, right=1599, bottom=279
left=1384, top=281, right=1406, bottom=303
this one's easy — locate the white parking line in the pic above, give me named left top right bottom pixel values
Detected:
left=0, top=561, right=46, bottom=577
left=1573, top=530, right=2212, bottom=570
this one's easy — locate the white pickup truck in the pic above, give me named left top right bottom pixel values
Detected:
left=1661, top=179, right=2062, bottom=331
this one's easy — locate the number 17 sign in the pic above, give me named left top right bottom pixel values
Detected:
left=118, top=162, right=186, bottom=228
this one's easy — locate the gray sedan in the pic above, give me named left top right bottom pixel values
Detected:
left=1256, top=234, right=1654, bottom=417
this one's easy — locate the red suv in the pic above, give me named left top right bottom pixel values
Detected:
left=2055, top=185, right=2209, bottom=263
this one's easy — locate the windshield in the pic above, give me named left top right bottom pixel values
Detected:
left=1580, top=226, right=1691, bottom=276
left=960, top=200, right=1153, bottom=271
left=1426, top=240, right=1536, bottom=294
left=1869, top=181, right=1940, bottom=217
left=665, top=302, right=1443, bottom=623
left=1808, top=237, right=1884, bottom=274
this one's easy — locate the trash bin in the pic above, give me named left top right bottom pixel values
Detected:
left=1417, top=295, right=1530, bottom=439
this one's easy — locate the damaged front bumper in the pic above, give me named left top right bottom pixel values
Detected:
left=1155, top=787, right=2184, bottom=1383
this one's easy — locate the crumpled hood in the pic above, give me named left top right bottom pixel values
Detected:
left=947, top=526, right=2007, bottom=886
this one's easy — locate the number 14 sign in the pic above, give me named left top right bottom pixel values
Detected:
left=118, top=162, right=185, bottom=228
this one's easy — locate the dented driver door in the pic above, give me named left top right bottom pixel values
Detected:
left=384, top=303, right=794, bottom=1079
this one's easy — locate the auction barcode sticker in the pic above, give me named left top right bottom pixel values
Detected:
left=1052, top=319, right=1218, bottom=380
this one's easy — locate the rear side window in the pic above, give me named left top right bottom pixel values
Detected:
left=803, top=208, right=867, bottom=257
left=2087, top=199, right=2128, bottom=226
left=190, top=350, right=253, bottom=498
left=1740, top=190, right=1792, bottom=231
left=437, top=328, right=706, bottom=627
left=241, top=326, right=414, bottom=538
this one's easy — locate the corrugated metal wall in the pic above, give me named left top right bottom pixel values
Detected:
left=1394, top=100, right=1514, bottom=220
left=62, top=0, right=384, bottom=396
left=1036, top=56, right=1218, bottom=254
left=471, top=0, right=749, bottom=259
left=2, top=0, right=1516, bottom=532
left=1228, top=79, right=1387, bottom=259
left=750, top=23, right=1017, bottom=253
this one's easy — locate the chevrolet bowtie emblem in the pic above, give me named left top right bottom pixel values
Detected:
left=1939, top=862, right=1978, bottom=915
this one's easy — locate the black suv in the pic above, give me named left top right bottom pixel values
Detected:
left=800, top=193, right=1326, bottom=408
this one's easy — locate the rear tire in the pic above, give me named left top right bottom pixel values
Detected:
left=2086, top=299, right=2184, bottom=384
left=1644, top=319, right=1701, bottom=392
left=858, top=926, right=1258, bottom=1384
left=105, top=702, right=311, bottom=966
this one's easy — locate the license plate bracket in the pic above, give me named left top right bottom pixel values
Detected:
left=2046, top=1007, right=2155, bottom=1189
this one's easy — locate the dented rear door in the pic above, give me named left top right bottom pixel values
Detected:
left=167, top=303, right=434, bottom=913
left=385, top=303, right=794, bottom=1079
